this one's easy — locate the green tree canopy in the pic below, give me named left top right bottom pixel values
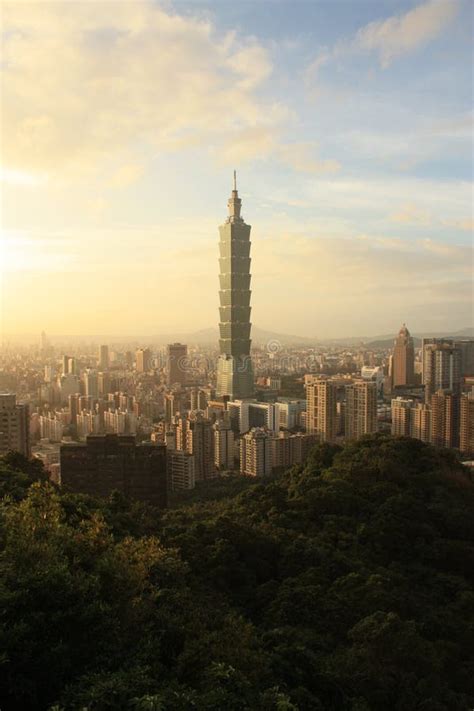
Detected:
left=1, top=435, right=473, bottom=710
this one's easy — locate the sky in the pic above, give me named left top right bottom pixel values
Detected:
left=1, top=0, right=472, bottom=340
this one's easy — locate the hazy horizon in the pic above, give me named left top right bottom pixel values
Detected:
left=1, top=0, right=472, bottom=338
left=2, top=324, right=473, bottom=349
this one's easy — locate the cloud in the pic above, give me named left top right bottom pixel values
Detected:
left=251, top=229, right=472, bottom=333
left=305, top=50, right=333, bottom=83
left=219, top=127, right=277, bottom=164
left=227, top=44, right=273, bottom=89
left=442, top=217, right=474, bottom=232
left=0, top=168, right=48, bottom=186
left=355, top=0, right=459, bottom=67
left=306, top=0, right=459, bottom=83
left=390, top=203, right=431, bottom=225
left=219, top=134, right=341, bottom=174
left=110, top=164, right=145, bottom=189
left=1, top=1, right=284, bottom=177
left=277, top=143, right=341, bottom=174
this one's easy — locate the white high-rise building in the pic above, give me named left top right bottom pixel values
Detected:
left=240, top=427, right=272, bottom=477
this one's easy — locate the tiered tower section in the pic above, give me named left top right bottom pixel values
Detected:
left=216, top=173, right=254, bottom=400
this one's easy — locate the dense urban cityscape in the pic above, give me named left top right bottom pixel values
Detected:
left=1, top=0, right=472, bottom=708
left=1, top=180, right=473, bottom=504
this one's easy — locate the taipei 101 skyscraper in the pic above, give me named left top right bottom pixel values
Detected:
left=216, top=172, right=255, bottom=400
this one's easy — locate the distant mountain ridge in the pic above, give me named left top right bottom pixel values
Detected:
left=3, top=326, right=473, bottom=347
left=152, top=326, right=316, bottom=346
left=153, top=326, right=473, bottom=347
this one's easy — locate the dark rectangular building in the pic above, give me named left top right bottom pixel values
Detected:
left=60, top=434, right=167, bottom=507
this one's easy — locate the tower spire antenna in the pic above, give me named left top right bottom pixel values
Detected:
left=227, top=170, right=242, bottom=222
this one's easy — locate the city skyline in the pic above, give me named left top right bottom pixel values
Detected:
left=1, top=0, right=472, bottom=339
left=1, top=3, right=473, bottom=707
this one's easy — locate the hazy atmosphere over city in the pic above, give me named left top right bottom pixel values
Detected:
left=1, top=0, right=472, bottom=339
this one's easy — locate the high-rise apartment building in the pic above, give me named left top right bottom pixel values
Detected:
left=276, top=399, right=306, bottom=430
left=76, top=411, right=101, bottom=439
left=60, top=373, right=80, bottom=404
left=39, top=413, right=64, bottom=442
left=392, top=324, right=415, bottom=387
left=136, top=348, right=152, bottom=374
left=0, top=393, right=30, bottom=457
left=164, top=393, right=178, bottom=424
left=167, top=343, right=188, bottom=386
left=289, top=431, right=319, bottom=463
left=460, top=391, right=474, bottom=455
left=455, top=340, right=474, bottom=377
left=213, top=418, right=235, bottom=470
left=61, top=435, right=167, bottom=507
left=391, top=398, right=433, bottom=443
left=68, top=393, right=79, bottom=430
left=99, top=344, right=110, bottom=370
left=190, top=387, right=208, bottom=412
left=104, top=409, right=137, bottom=435
left=40, top=330, right=50, bottom=354
left=410, top=402, right=431, bottom=443
left=248, top=402, right=279, bottom=433
left=306, top=378, right=338, bottom=443
left=240, top=427, right=272, bottom=477
left=62, top=354, right=70, bottom=374
left=216, top=173, right=254, bottom=400
left=61, top=355, right=77, bottom=375
left=345, top=381, right=378, bottom=440
left=391, top=397, right=414, bottom=436
left=422, top=340, right=461, bottom=403
left=430, top=390, right=459, bottom=449
left=98, top=371, right=111, bottom=397
left=44, top=365, right=55, bottom=383
left=270, top=431, right=318, bottom=469
left=167, top=450, right=195, bottom=491
left=175, top=414, right=215, bottom=481
left=83, top=369, right=98, bottom=399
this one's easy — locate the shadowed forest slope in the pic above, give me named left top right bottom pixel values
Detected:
left=0, top=435, right=473, bottom=710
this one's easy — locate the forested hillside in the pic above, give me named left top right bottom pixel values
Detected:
left=1, top=435, right=473, bottom=710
